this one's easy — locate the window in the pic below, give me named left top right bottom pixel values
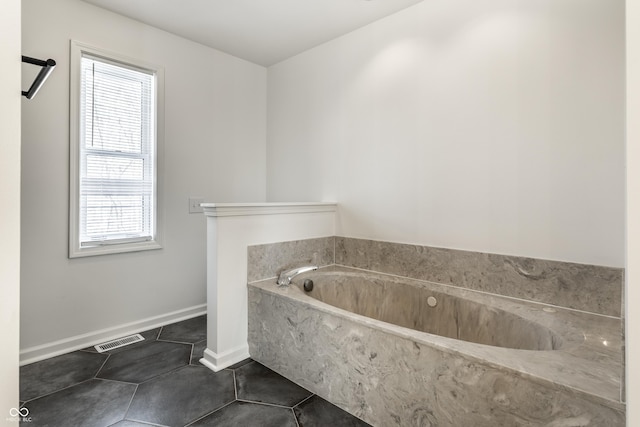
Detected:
left=70, top=41, right=163, bottom=257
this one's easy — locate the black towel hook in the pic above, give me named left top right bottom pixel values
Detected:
left=22, top=55, right=56, bottom=100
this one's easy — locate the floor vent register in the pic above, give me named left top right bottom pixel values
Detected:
left=94, top=334, right=145, bottom=353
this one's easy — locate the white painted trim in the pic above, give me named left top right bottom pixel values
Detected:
left=68, top=40, right=166, bottom=258
left=627, top=0, right=640, bottom=420
left=200, top=345, right=250, bottom=372
left=20, top=304, right=206, bottom=365
left=203, top=203, right=335, bottom=375
left=201, top=202, right=336, bottom=217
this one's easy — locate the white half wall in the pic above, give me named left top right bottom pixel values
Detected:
left=0, top=0, right=21, bottom=417
left=201, top=202, right=336, bottom=371
left=20, top=0, right=266, bottom=358
left=266, top=0, right=625, bottom=267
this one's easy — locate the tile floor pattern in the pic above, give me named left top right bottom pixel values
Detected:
left=19, top=315, right=370, bottom=427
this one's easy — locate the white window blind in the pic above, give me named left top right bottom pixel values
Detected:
left=79, top=55, right=156, bottom=246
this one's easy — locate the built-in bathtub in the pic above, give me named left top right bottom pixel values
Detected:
left=303, top=270, right=563, bottom=351
left=248, top=266, right=624, bottom=426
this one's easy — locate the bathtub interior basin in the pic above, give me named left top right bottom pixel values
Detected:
left=296, top=271, right=562, bottom=351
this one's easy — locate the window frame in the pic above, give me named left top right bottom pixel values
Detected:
left=69, top=40, right=164, bottom=258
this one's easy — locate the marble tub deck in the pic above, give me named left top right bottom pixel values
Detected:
left=248, top=266, right=623, bottom=423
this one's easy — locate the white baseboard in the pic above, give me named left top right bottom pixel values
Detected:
left=200, top=345, right=249, bottom=372
left=20, top=304, right=207, bottom=366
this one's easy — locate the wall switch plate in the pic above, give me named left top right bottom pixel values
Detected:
left=189, top=197, right=204, bottom=214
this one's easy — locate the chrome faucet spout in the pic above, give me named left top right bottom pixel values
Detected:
left=277, top=265, right=318, bottom=287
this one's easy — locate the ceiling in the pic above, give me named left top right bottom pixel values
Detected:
left=81, top=0, right=423, bottom=66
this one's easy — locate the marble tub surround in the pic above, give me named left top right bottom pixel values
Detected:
left=247, top=236, right=335, bottom=283
left=335, top=237, right=623, bottom=317
left=248, top=268, right=625, bottom=426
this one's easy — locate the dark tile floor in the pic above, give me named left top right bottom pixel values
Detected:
left=19, top=315, right=370, bottom=427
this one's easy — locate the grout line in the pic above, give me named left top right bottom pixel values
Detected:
left=292, top=393, right=314, bottom=409
left=235, top=398, right=295, bottom=410
left=161, top=337, right=196, bottom=348
left=156, top=338, right=198, bottom=346
left=93, top=376, right=140, bottom=387
left=292, top=406, right=301, bottom=427
left=232, top=369, right=238, bottom=400
left=136, top=364, right=192, bottom=386
left=123, top=416, right=171, bottom=427
left=121, top=383, right=139, bottom=422
left=95, top=352, right=111, bottom=378
left=188, top=343, right=195, bottom=365
left=22, top=377, right=96, bottom=404
left=184, top=400, right=236, bottom=427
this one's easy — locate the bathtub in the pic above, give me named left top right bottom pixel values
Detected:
left=248, top=266, right=624, bottom=426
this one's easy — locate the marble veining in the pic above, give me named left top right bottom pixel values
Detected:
left=247, top=237, right=335, bottom=283
left=248, top=266, right=625, bottom=426
left=303, top=269, right=561, bottom=351
left=335, top=237, right=623, bottom=317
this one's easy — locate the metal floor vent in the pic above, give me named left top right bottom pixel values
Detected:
left=94, top=334, right=145, bottom=353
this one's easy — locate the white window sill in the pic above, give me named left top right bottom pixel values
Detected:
left=69, top=239, right=162, bottom=258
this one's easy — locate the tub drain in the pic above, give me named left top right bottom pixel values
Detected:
left=303, top=279, right=314, bottom=292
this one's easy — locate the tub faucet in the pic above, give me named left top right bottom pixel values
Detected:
left=277, top=265, right=318, bottom=287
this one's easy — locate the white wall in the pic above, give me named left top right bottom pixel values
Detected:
left=267, top=0, right=625, bottom=267
left=626, top=0, right=639, bottom=423
left=20, top=0, right=266, bottom=356
left=0, top=0, right=21, bottom=417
